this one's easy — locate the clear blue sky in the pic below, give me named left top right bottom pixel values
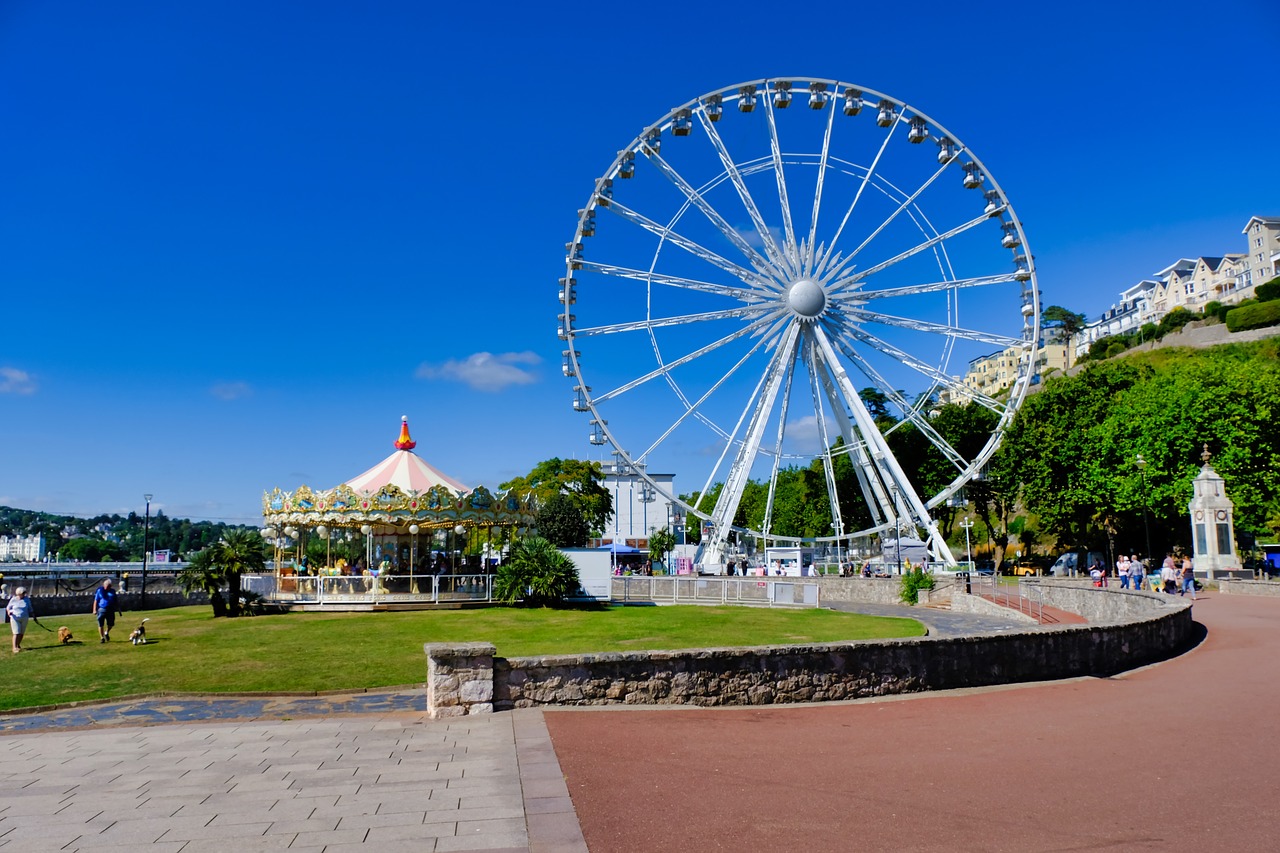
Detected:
left=2, top=0, right=1277, bottom=525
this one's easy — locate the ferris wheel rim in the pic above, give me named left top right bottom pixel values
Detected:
left=561, top=77, right=1040, bottom=550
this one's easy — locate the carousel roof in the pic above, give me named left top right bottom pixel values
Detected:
left=344, top=416, right=470, bottom=495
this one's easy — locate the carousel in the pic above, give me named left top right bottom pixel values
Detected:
left=259, top=417, right=536, bottom=608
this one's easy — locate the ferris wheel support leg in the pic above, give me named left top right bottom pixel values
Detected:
left=813, top=327, right=955, bottom=567
left=705, top=324, right=802, bottom=572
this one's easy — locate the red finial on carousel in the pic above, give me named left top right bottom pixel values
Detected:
left=394, top=415, right=417, bottom=450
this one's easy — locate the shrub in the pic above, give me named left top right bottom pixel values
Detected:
left=1255, top=277, right=1280, bottom=302
left=1225, top=300, right=1280, bottom=333
left=898, top=566, right=936, bottom=605
left=1203, top=301, right=1229, bottom=323
left=1156, top=307, right=1194, bottom=339
left=493, top=536, right=581, bottom=606
left=1104, top=341, right=1128, bottom=358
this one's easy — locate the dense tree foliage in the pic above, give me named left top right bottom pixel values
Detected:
left=0, top=505, right=256, bottom=562
left=500, top=458, right=613, bottom=536
left=534, top=493, right=590, bottom=548
left=999, top=340, right=1280, bottom=555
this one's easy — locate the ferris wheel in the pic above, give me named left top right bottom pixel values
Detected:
left=559, top=78, right=1040, bottom=566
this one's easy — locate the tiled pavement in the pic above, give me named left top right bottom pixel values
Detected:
left=0, top=707, right=587, bottom=853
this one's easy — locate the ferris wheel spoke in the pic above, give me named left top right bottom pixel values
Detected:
left=577, top=260, right=775, bottom=303
left=844, top=272, right=1022, bottom=302
left=605, top=199, right=779, bottom=291
left=828, top=213, right=995, bottom=292
left=695, top=109, right=789, bottom=270
left=813, top=360, right=886, bottom=528
left=700, top=323, right=803, bottom=535
left=801, top=333, right=845, bottom=536
left=573, top=304, right=775, bottom=338
left=816, top=121, right=901, bottom=277
left=641, top=144, right=780, bottom=279
left=593, top=311, right=783, bottom=404
left=838, top=307, right=1024, bottom=349
left=829, top=322, right=1006, bottom=414
left=803, top=99, right=838, bottom=277
left=843, top=157, right=956, bottom=264
left=762, top=85, right=800, bottom=275
left=635, top=317, right=789, bottom=462
left=759, top=338, right=802, bottom=539
left=826, top=336, right=969, bottom=471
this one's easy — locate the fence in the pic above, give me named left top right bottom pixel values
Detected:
left=243, top=573, right=493, bottom=606
left=613, top=575, right=820, bottom=607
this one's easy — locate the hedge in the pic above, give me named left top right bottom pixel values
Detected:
left=1225, top=299, right=1280, bottom=332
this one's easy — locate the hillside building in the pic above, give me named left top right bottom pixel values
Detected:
left=0, top=533, right=46, bottom=562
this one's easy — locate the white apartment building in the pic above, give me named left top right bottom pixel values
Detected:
left=1075, top=279, right=1159, bottom=356
left=0, top=534, right=46, bottom=562
left=598, top=459, right=679, bottom=547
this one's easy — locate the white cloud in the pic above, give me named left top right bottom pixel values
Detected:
left=733, top=224, right=785, bottom=251
left=0, top=367, right=36, bottom=395
left=416, top=351, right=541, bottom=393
left=210, top=381, right=252, bottom=401
left=784, top=415, right=823, bottom=454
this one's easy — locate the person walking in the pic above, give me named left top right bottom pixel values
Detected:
left=1130, top=555, right=1145, bottom=593
left=1181, top=557, right=1197, bottom=600
left=7, top=587, right=32, bottom=653
left=93, top=578, right=120, bottom=642
left=1118, top=555, right=1131, bottom=590
left=1161, top=554, right=1178, bottom=594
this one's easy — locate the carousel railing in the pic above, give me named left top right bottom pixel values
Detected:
left=256, top=572, right=493, bottom=605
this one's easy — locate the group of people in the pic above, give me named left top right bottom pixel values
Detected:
left=3, top=578, right=121, bottom=652
left=1090, top=554, right=1196, bottom=598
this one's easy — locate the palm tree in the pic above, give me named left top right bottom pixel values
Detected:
left=176, top=547, right=228, bottom=617
left=493, top=536, right=580, bottom=606
left=213, top=528, right=266, bottom=616
left=177, top=528, right=266, bottom=617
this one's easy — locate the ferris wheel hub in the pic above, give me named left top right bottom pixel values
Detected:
left=785, top=278, right=827, bottom=319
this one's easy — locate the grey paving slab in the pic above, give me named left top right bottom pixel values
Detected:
left=0, top=698, right=585, bottom=853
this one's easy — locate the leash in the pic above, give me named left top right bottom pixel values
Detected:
left=30, top=615, right=55, bottom=632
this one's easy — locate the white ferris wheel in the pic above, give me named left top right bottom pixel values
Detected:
left=559, top=78, right=1040, bottom=567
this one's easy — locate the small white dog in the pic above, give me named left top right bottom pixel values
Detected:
left=129, top=618, right=150, bottom=645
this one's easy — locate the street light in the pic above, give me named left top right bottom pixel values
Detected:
left=891, top=484, right=902, bottom=575
left=1135, top=454, right=1153, bottom=567
left=960, top=516, right=975, bottom=569
left=141, top=494, right=153, bottom=607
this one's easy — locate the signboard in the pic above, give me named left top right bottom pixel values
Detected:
left=152, top=550, right=171, bottom=563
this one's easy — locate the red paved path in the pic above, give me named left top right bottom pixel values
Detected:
left=546, top=594, right=1279, bottom=852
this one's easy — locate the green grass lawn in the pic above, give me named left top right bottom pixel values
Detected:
left=0, top=604, right=923, bottom=711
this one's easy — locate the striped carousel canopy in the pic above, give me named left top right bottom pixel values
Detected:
left=344, top=416, right=470, bottom=495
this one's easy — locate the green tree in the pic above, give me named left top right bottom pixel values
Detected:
left=1042, top=305, right=1088, bottom=366
left=176, top=548, right=229, bottom=617
left=535, top=493, right=590, bottom=547
left=648, top=526, right=676, bottom=569
left=501, top=458, right=613, bottom=536
left=493, top=536, right=580, bottom=606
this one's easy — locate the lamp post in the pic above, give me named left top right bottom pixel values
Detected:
left=360, top=524, right=373, bottom=572
left=409, top=524, right=420, bottom=594
left=141, top=494, right=153, bottom=607
left=961, top=516, right=974, bottom=569
left=1135, top=453, right=1153, bottom=566
left=891, top=485, right=902, bottom=575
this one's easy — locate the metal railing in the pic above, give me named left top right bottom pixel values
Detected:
left=958, top=572, right=1047, bottom=623
left=247, top=573, right=493, bottom=605
left=613, top=575, right=820, bottom=607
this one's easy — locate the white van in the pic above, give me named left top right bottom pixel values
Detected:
left=1049, top=551, right=1107, bottom=577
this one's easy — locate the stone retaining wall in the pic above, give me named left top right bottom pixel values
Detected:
left=951, top=591, right=1038, bottom=623
left=814, top=577, right=906, bottom=605
left=425, top=586, right=1193, bottom=712
left=1217, top=579, right=1280, bottom=597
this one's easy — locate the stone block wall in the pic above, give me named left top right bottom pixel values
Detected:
left=422, top=586, right=1192, bottom=714
left=18, top=591, right=207, bottom=618
left=1217, top=579, right=1280, bottom=597
left=425, top=642, right=495, bottom=718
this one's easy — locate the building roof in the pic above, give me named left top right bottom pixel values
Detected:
left=1242, top=216, right=1280, bottom=232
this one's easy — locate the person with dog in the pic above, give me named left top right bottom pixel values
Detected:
left=7, top=586, right=32, bottom=653
left=93, top=578, right=120, bottom=643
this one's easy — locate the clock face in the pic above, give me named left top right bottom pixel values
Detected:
left=1195, top=510, right=1204, bottom=521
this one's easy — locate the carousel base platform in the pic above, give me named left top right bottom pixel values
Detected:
left=272, top=599, right=496, bottom=612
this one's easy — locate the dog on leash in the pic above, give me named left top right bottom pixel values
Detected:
left=57, top=626, right=73, bottom=644
left=129, top=618, right=150, bottom=645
